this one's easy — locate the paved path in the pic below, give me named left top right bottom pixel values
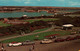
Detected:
left=0, top=27, right=54, bottom=41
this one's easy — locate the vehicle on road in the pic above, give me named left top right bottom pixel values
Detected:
left=54, top=38, right=66, bottom=42
left=22, top=40, right=35, bottom=45
left=45, top=34, right=59, bottom=39
left=40, top=39, right=53, bottom=44
left=8, top=42, right=22, bottom=47
left=75, top=35, right=80, bottom=39
left=66, top=36, right=75, bottom=41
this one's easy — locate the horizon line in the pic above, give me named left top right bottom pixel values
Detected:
left=0, top=6, right=80, bottom=8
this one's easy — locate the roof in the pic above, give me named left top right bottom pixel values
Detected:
left=62, top=24, right=73, bottom=27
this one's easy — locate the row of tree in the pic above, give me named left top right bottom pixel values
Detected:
left=54, top=16, right=80, bottom=27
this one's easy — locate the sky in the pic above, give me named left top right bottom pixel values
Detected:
left=0, top=0, right=80, bottom=7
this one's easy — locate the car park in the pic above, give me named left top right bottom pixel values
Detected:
left=40, top=39, right=53, bottom=44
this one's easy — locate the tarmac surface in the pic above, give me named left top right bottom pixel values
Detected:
left=1, top=39, right=80, bottom=51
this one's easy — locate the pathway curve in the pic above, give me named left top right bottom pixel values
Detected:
left=0, top=27, right=54, bottom=41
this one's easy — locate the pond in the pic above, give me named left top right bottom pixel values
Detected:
left=0, top=11, right=53, bottom=18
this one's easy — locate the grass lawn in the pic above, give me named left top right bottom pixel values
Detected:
left=32, top=28, right=49, bottom=33
left=2, top=31, right=71, bottom=43
left=24, top=18, right=58, bottom=23
left=0, top=28, right=49, bottom=39
left=0, top=21, right=11, bottom=27
left=0, top=34, right=20, bottom=39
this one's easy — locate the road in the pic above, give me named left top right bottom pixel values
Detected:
left=2, top=39, right=80, bottom=51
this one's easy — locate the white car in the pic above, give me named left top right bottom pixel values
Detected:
left=40, top=39, right=53, bottom=44
left=8, top=42, right=22, bottom=47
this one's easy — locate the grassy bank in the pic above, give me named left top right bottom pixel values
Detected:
left=24, top=18, right=58, bottom=23
left=2, top=31, right=71, bottom=43
left=32, top=28, right=49, bottom=33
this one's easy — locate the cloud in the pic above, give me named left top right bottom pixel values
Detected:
left=59, top=0, right=65, bottom=1
left=55, top=0, right=65, bottom=2
left=14, top=0, right=31, bottom=4
left=69, top=1, right=80, bottom=6
left=37, top=0, right=40, bottom=1
left=24, top=2, right=31, bottom=4
left=0, top=0, right=30, bottom=2
left=14, top=0, right=29, bottom=1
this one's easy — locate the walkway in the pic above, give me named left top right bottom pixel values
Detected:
left=0, top=27, right=54, bottom=41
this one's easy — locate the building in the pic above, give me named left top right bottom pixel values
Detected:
left=62, top=24, right=74, bottom=30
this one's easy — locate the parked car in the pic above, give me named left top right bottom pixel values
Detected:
left=54, top=38, right=66, bottom=42
left=8, top=42, right=22, bottom=47
left=40, top=39, right=53, bottom=44
left=75, top=35, right=80, bottom=39
left=22, top=40, right=35, bottom=45
left=66, top=36, right=75, bottom=41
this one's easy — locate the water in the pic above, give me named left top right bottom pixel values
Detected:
left=0, top=11, right=53, bottom=18
left=0, top=10, right=79, bottom=18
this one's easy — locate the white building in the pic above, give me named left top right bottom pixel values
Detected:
left=62, top=24, right=74, bottom=30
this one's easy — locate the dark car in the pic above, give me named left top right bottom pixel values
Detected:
left=54, top=38, right=66, bottom=42
left=66, top=36, right=75, bottom=41
left=75, top=35, right=80, bottom=39
left=22, top=40, right=35, bottom=45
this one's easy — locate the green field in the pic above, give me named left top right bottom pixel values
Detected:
left=0, top=34, right=20, bottom=39
left=24, top=18, right=58, bottom=23
left=2, top=31, right=71, bottom=43
left=0, top=28, right=49, bottom=40
left=0, top=21, right=11, bottom=27
left=33, top=28, right=49, bottom=33
left=0, top=18, right=58, bottom=26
